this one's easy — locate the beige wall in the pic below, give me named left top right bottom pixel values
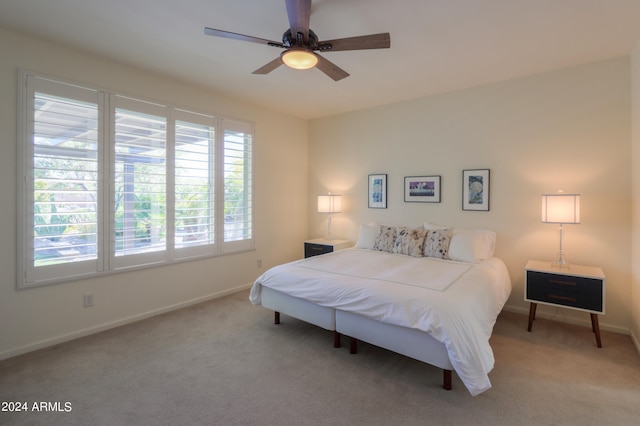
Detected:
left=309, top=58, right=633, bottom=334
left=0, top=28, right=309, bottom=359
left=632, top=42, right=640, bottom=350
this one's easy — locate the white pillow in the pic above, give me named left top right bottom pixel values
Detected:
left=447, top=229, right=496, bottom=263
left=354, top=224, right=378, bottom=249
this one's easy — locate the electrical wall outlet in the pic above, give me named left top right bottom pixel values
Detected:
left=83, top=294, right=94, bottom=308
left=257, top=259, right=263, bottom=268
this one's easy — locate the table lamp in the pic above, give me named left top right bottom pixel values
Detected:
left=317, top=193, right=341, bottom=240
left=541, top=193, right=580, bottom=266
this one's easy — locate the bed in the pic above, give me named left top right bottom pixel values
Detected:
left=249, top=224, right=511, bottom=396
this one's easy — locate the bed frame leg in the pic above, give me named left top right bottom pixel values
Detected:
left=443, top=369, right=452, bottom=390
left=334, top=331, right=341, bottom=348
left=350, top=337, right=358, bottom=354
left=274, top=311, right=280, bottom=325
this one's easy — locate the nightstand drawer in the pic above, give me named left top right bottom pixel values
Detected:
left=304, top=243, right=333, bottom=258
left=304, top=238, right=352, bottom=258
left=526, top=270, right=603, bottom=313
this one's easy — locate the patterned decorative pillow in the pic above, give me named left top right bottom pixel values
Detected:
left=373, top=225, right=397, bottom=253
left=424, top=228, right=452, bottom=259
left=393, top=227, right=427, bottom=257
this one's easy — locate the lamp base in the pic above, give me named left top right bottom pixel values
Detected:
left=552, top=224, right=570, bottom=268
left=551, top=256, right=570, bottom=268
left=326, top=214, right=333, bottom=241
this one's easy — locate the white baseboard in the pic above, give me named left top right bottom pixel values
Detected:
left=631, top=328, right=640, bottom=356
left=0, top=283, right=253, bottom=362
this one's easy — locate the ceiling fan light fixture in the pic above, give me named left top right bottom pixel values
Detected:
left=281, top=49, right=318, bottom=70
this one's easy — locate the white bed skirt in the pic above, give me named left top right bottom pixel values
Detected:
left=261, top=287, right=336, bottom=331
left=335, top=310, right=452, bottom=371
left=259, top=286, right=453, bottom=381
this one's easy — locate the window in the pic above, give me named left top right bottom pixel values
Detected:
left=18, top=72, right=254, bottom=288
left=174, top=115, right=215, bottom=252
left=222, top=121, right=253, bottom=252
left=110, top=96, right=169, bottom=269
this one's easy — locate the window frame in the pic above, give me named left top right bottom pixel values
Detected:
left=17, top=70, right=255, bottom=289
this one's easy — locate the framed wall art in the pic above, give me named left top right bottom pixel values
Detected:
left=368, top=174, right=387, bottom=208
left=404, top=175, right=441, bottom=203
left=462, top=169, right=490, bottom=211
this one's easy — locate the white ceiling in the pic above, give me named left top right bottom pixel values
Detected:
left=2, top=0, right=640, bottom=120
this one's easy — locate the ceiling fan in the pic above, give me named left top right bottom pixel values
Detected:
left=204, top=0, right=390, bottom=81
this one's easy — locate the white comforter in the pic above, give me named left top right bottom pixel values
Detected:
left=249, top=248, right=512, bottom=396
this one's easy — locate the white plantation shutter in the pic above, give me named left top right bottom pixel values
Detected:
left=174, top=110, right=216, bottom=257
left=21, top=76, right=104, bottom=286
left=18, top=72, right=254, bottom=288
left=222, top=120, right=253, bottom=252
left=111, top=96, right=167, bottom=268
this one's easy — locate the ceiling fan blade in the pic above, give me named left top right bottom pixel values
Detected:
left=319, top=33, right=391, bottom=52
left=204, top=27, right=282, bottom=47
left=285, top=0, right=311, bottom=42
left=314, top=54, right=349, bottom=81
left=252, top=57, right=284, bottom=75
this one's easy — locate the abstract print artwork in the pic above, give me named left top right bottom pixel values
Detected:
left=463, top=169, right=490, bottom=211
left=404, top=176, right=441, bottom=203
left=368, top=174, right=387, bottom=208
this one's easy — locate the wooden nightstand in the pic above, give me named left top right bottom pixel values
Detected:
left=304, top=238, right=352, bottom=258
left=525, top=260, right=605, bottom=348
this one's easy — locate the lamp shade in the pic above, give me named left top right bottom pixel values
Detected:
left=281, top=49, right=318, bottom=70
left=541, top=194, right=580, bottom=224
left=317, top=194, right=341, bottom=213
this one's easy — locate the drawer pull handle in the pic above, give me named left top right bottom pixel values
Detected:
left=548, top=279, right=576, bottom=286
left=549, top=294, right=577, bottom=302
